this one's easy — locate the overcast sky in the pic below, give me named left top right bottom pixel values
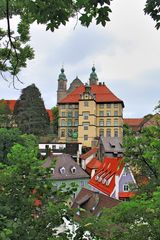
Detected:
left=0, top=0, right=160, bottom=117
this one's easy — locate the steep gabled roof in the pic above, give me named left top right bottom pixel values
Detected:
left=72, top=188, right=120, bottom=216
left=100, top=137, right=123, bottom=153
left=59, top=84, right=124, bottom=106
left=89, top=157, right=124, bottom=196
left=43, top=154, right=89, bottom=180
left=80, top=147, right=99, bottom=160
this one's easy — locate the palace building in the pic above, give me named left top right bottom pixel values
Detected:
left=57, top=66, right=124, bottom=147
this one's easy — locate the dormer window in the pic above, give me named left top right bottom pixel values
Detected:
left=102, top=178, right=106, bottom=184
left=51, top=168, right=54, bottom=174
left=71, top=166, right=76, bottom=174
left=60, top=167, right=65, bottom=174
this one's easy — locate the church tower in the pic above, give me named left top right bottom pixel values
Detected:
left=89, top=65, right=98, bottom=85
left=57, top=67, right=67, bottom=103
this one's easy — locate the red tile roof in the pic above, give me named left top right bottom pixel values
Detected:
left=81, top=147, right=99, bottom=160
left=123, top=118, right=143, bottom=126
left=86, top=157, right=101, bottom=170
left=59, top=84, right=124, bottom=106
left=46, top=109, right=54, bottom=122
left=119, top=192, right=135, bottom=198
left=0, top=100, right=16, bottom=111
left=0, top=100, right=54, bottom=122
left=89, top=157, right=124, bottom=196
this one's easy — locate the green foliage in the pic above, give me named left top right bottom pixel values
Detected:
left=13, top=84, right=50, bottom=136
left=52, top=106, right=59, bottom=135
left=0, top=0, right=113, bottom=80
left=0, top=128, right=21, bottom=164
left=0, top=134, right=73, bottom=239
left=0, top=100, right=11, bottom=128
left=144, top=0, right=160, bottom=29
left=123, top=125, right=160, bottom=184
left=0, top=1, right=159, bottom=81
left=81, top=187, right=160, bottom=240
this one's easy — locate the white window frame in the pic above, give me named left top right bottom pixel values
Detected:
left=123, top=184, right=129, bottom=192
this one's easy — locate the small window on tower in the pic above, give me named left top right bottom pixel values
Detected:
left=84, top=101, right=89, bottom=107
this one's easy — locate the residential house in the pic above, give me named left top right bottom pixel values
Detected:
left=89, top=157, right=136, bottom=201
left=80, top=147, right=99, bottom=170
left=72, top=188, right=120, bottom=216
left=43, top=153, right=90, bottom=197
left=99, top=136, right=123, bottom=159
left=123, top=114, right=160, bottom=132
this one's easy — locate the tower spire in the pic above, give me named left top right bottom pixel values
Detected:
left=57, top=67, right=67, bottom=103
left=89, top=65, right=98, bottom=85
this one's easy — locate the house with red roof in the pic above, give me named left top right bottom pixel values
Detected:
left=89, top=157, right=136, bottom=201
left=57, top=66, right=124, bottom=147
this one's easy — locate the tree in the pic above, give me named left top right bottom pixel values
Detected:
left=0, top=128, right=21, bottom=164
left=144, top=0, right=160, bottom=30
left=0, top=134, right=75, bottom=239
left=13, top=84, right=50, bottom=136
left=52, top=106, right=59, bottom=135
left=123, top=125, right=160, bottom=187
left=0, top=100, right=11, bottom=128
left=0, top=1, right=159, bottom=84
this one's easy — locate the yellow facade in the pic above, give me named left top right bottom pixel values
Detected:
left=58, top=88, right=123, bottom=147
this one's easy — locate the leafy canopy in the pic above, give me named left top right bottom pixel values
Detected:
left=0, top=133, right=76, bottom=240
left=13, top=84, right=50, bottom=136
left=0, top=0, right=159, bottom=84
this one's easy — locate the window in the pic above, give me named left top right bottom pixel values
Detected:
left=61, top=119, right=66, bottom=126
left=99, top=120, right=104, bottom=126
left=106, top=103, right=111, bottom=108
left=68, top=105, right=72, bottom=109
left=83, top=123, right=89, bottom=130
left=114, top=128, right=118, bottom=137
left=123, top=166, right=128, bottom=176
left=99, top=111, right=104, bottom=116
left=84, top=101, right=89, bottom=107
left=99, top=104, right=104, bottom=109
left=106, top=119, right=111, bottom=126
left=51, top=167, right=54, bottom=174
left=71, top=166, right=76, bottom=174
left=114, top=119, right=118, bottom=126
left=60, top=167, right=65, bottom=174
left=83, top=112, right=89, bottom=120
left=80, top=181, right=85, bottom=187
left=114, top=110, right=118, bottom=116
left=67, top=129, right=72, bottom=137
left=114, top=103, right=118, bottom=108
left=67, top=120, right=72, bottom=126
left=84, top=135, right=88, bottom=141
left=74, top=111, right=79, bottom=118
left=99, top=129, right=104, bottom=137
left=123, top=184, right=129, bottom=192
left=74, top=120, right=78, bottom=126
left=68, top=111, right=72, bottom=117
left=62, top=112, right=65, bottom=117
left=106, top=111, right=111, bottom=116
left=61, top=130, right=65, bottom=137
left=106, top=129, right=111, bottom=137
left=61, top=105, right=65, bottom=109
